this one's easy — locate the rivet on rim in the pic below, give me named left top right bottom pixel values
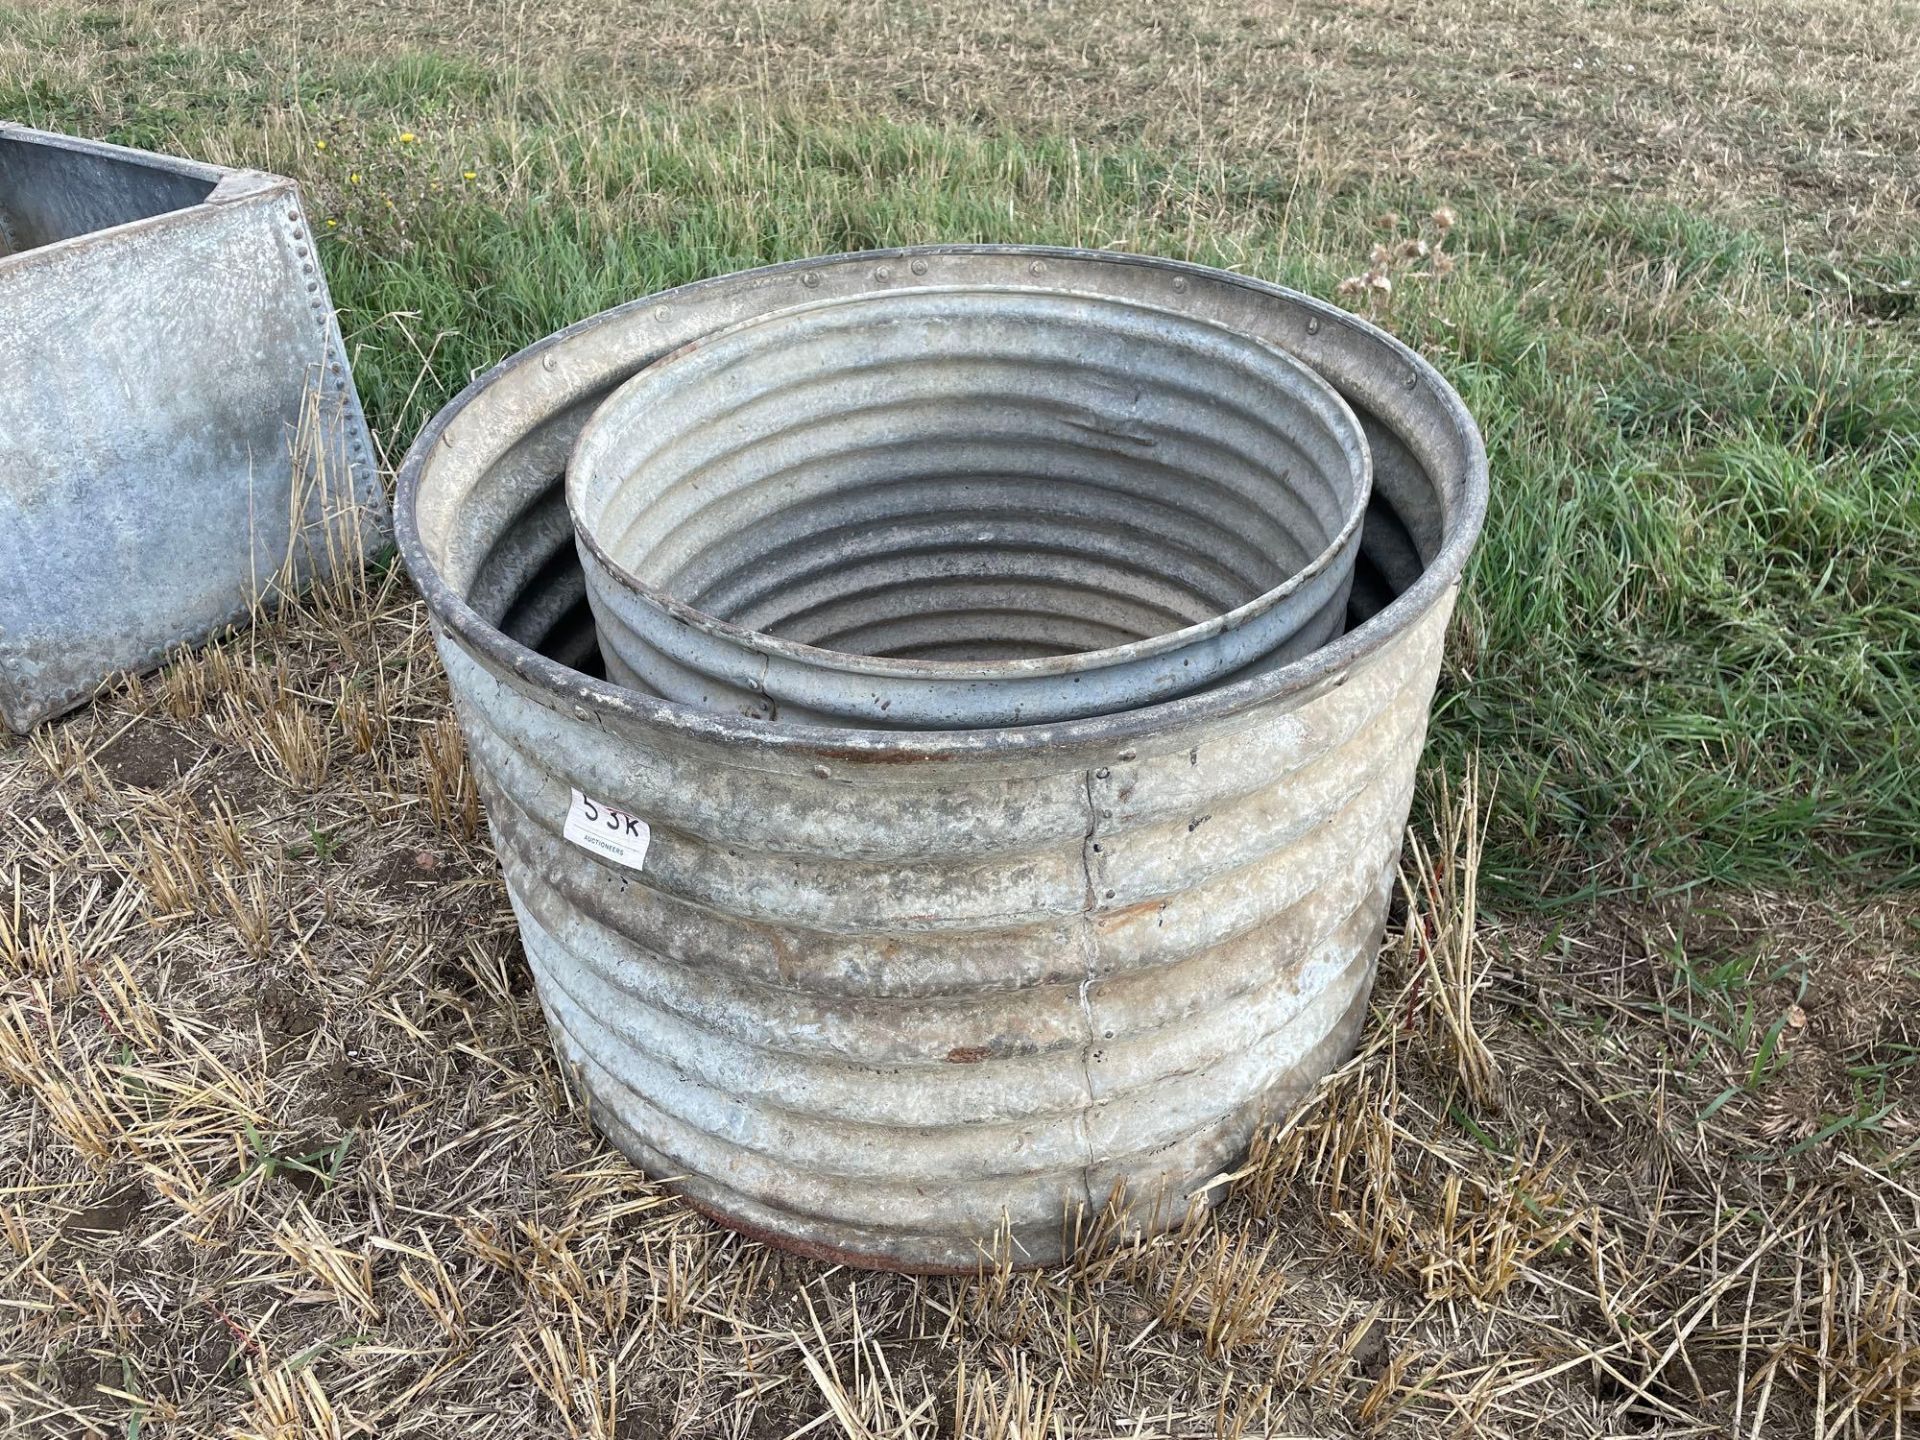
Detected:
left=801, top=272, right=822, bottom=289
left=909, top=258, right=929, bottom=276
left=1306, top=316, right=1321, bottom=335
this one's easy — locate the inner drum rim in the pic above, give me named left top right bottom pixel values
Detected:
left=398, top=245, right=1488, bottom=755
left=566, top=285, right=1374, bottom=686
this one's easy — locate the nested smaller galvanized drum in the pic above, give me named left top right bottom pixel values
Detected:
left=568, top=286, right=1372, bottom=728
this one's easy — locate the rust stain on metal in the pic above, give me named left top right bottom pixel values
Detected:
left=1096, top=896, right=1173, bottom=928
left=678, top=1193, right=1015, bottom=1276
left=796, top=743, right=949, bottom=767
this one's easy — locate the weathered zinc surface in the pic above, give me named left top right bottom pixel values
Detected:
left=0, top=125, right=386, bottom=732
left=568, top=285, right=1371, bottom=729
left=399, top=247, right=1487, bottom=1271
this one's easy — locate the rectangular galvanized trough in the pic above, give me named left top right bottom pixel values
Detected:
left=0, top=123, right=386, bottom=732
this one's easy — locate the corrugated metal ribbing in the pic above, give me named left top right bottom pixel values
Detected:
left=398, top=247, right=1487, bottom=1271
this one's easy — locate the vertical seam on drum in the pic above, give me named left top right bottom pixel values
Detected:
left=1071, top=768, right=1104, bottom=1231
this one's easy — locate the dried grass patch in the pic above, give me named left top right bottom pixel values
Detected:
left=2, top=567, right=1914, bottom=1437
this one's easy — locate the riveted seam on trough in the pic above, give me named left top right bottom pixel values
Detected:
left=274, top=185, right=379, bottom=509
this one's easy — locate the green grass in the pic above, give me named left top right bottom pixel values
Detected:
left=5, top=8, right=1917, bottom=901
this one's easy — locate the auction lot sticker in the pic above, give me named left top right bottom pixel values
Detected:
left=564, top=788, right=652, bottom=871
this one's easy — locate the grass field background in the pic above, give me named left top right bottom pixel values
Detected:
left=2, top=2, right=1917, bottom=1436
left=9, top=0, right=1917, bottom=896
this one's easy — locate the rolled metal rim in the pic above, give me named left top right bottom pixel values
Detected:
left=396, top=245, right=1488, bottom=755
left=565, top=285, right=1372, bottom=728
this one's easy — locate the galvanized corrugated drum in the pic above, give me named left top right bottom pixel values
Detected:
left=568, top=286, right=1373, bottom=728
left=397, top=246, right=1487, bottom=1271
